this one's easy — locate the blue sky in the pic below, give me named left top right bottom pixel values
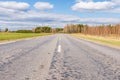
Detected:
left=0, top=0, right=120, bottom=30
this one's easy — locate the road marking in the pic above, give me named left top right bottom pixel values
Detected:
left=57, top=45, right=61, bottom=52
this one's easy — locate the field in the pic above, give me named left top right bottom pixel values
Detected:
left=0, top=32, right=52, bottom=41
left=71, top=34, right=120, bottom=47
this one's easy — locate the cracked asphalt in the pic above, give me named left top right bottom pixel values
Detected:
left=0, top=34, right=120, bottom=80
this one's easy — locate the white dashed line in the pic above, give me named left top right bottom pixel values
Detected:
left=57, top=45, right=61, bottom=53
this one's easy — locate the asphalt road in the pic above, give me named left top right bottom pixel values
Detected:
left=0, top=34, right=120, bottom=80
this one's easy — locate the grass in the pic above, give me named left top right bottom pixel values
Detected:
left=71, top=34, right=120, bottom=47
left=0, top=32, right=52, bottom=41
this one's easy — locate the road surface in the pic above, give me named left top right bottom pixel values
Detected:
left=0, top=34, right=120, bottom=80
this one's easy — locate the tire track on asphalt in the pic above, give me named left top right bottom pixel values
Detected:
left=46, top=36, right=65, bottom=80
left=47, top=34, right=120, bottom=80
left=66, top=36, right=120, bottom=80
left=0, top=36, right=55, bottom=72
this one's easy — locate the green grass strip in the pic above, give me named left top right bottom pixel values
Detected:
left=0, top=32, right=52, bottom=41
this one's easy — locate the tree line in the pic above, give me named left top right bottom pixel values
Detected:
left=1, top=24, right=120, bottom=37
left=33, top=26, right=63, bottom=33
left=64, top=24, right=120, bottom=37
left=0, top=26, right=63, bottom=33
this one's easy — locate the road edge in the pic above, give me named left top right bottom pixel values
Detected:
left=70, top=34, right=120, bottom=50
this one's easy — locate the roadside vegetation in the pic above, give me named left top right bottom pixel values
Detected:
left=0, top=33, right=52, bottom=41
left=63, top=24, right=120, bottom=47
left=64, top=24, right=120, bottom=37
left=0, top=24, right=120, bottom=47
left=0, top=26, right=64, bottom=41
left=0, top=26, right=62, bottom=41
left=71, top=34, right=120, bottom=47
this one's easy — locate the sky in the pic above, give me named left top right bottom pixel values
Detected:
left=0, top=0, right=120, bottom=30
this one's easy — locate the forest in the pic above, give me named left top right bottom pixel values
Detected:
left=63, top=24, right=120, bottom=37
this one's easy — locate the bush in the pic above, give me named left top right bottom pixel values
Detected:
left=35, top=26, right=52, bottom=33
left=5, top=28, right=8, bottom=32
left=16, top=30, right=33, bottom=33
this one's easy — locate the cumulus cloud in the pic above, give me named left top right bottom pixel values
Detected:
left=0, top=7, right=120, bottom=30
left=78, top=18, right=120, bottom=24
left=72, top=0, right=120, bottom=13
left=0, top=10, right=79, bottom=23
left=72, top=1, right=115, bottom=11
left=0, top=1, right=30, bottom=11
left=34, top=2, right=54, bottom=10
left=76, top=0, right=93, bottom=2
left=0, top=9, right=120, bottom=29
left=112, top=0, right=120, bottom=4
left=0, top=1, right=120, bottom=30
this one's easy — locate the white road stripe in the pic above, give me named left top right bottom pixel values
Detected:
left=57, top=45, right=61, bottom=52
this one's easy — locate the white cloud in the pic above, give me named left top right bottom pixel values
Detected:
left=103, top=8, right=120, bottom=13
left=112, top=0, right=120, bottom=4
left=0, top=1, right=120, bottom=30
left=34, top=2, right=54, bottom=10
left=76, top=0, right=93, bottom=2
left=72, top=0, right=120, bottom=13
left=78, top=18, right=120, bottom=24
left=0, top=9, right=120, bottom=30
left=0, top=1, right=30, bottom=11
left=72, top=1, right=115, bottom=11
left=0, top=10, right=79, bottom=23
